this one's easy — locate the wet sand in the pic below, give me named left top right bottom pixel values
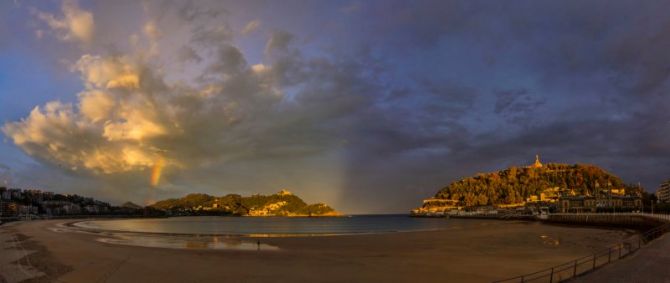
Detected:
left=0, top=219, right=630, bottom=283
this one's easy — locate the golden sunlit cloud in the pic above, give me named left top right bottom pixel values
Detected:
left=2, top=1, right=341, bottom=199
left=36, top=0, right=95, bottom=44
left=150, top=158, right=164, bottom=187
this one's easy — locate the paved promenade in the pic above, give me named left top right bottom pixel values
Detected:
left=573, top=233, right=670, bottom=283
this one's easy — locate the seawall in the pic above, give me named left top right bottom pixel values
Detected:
left=543, top=213, right=669, bottom=231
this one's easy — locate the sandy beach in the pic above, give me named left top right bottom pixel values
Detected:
left=0, top=219, right=630, bottom=283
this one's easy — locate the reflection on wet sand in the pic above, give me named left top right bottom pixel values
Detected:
left=97, top=234, right=279, bottom=251
left=540, top=234, right=560, bottom=246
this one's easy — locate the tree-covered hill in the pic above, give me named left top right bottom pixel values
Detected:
left=432, top=163, right=641, bottom=206
left=149, top=190, right=339, bottom=216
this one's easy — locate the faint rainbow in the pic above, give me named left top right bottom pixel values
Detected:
left=150, top=158, right=165, bottom=187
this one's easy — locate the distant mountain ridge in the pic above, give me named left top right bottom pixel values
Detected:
left=149, top=190, right=340, bottom=216
left=121, top=201, right=143, bottom=210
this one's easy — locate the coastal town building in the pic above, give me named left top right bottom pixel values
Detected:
left=0, top=202, right=18, bottom=216
left=0, top=202, right=36, bottom=217
left=657, top=180, right=670, bottom=203
left=558, top=195, right=642, bottom=213
left=0, top=187, right=116, bottom=218
left=526, top=187, right=562, bottom=203
left=411, top=198, right=460, bottom=216
left=497, top=202, right=526, bottom=209
left=42, top=201, right=82, bottom=215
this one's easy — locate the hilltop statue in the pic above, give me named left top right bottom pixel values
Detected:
left=278, top=189, right=292, bottom=196
left=531, top=154, right=543, bottom=168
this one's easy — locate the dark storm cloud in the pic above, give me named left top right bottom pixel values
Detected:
left=420, top=81, right=478, bottom=118
left=325, top=0, right=670, bottom=212
left=493, top=88, right=546, bottom=125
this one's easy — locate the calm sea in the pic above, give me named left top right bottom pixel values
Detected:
left=75, top=215, right=452, bottom=236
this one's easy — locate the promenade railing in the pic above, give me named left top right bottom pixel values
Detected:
left=549, top=212, right=670, bottom=222
left=493, top=213, right=670, bottom=283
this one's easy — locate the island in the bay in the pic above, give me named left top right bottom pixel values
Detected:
left=412, top=155, right=645, bottom=216
left=150, top=190, right=340, bottom=217
left=0, top=189, right=339, bottom=218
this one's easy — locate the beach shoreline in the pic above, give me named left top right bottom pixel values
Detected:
left=0, top=218, right=634, bottom=282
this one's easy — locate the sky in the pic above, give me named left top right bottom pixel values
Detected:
left=0, top=0, right=669, bottom=213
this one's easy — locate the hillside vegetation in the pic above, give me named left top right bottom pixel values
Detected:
left=149, top=190, right=339, bottom=216
left=433, top=163, right=641, bottom=206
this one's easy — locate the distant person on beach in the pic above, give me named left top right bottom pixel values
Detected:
left=257, top=240, right=260, bottom=251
